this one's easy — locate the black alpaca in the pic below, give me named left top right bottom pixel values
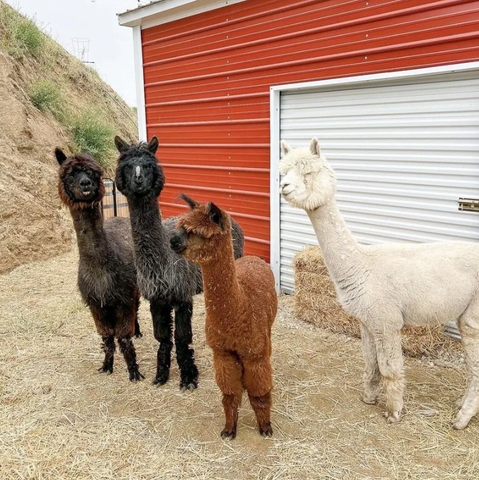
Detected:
left=55, top=148, right=143, bottom=382
left=114, top=136, right=244, bottom=389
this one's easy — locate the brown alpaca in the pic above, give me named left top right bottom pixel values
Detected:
left=170, top=195, right=277, bottom=439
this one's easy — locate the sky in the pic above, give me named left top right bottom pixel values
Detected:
left=5, top=0, right=141, bottom=106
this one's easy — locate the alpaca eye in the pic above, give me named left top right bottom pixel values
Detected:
left=188, top=231, right=206, bottom=240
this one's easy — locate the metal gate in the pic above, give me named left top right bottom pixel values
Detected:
left=102, top=180, right=130, bottom=219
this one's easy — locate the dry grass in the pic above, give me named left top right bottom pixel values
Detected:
left=0, top=251, right=478, bottom=479
left=294, top=246, right=462, bottom=359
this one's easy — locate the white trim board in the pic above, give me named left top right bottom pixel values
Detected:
left=269, top=61, right=479, bottom=291
left=132, top=26, right=147, bottom=141
left=269, top=87, right=281, bottom=292
left=118, top=0, right=247, bottom=28
left=271, top=61, right=479, bottom=94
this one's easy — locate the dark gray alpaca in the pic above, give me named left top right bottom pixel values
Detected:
left=55, top=148, right=143, bottom=381
left=114, top=136, right=244, bottom=389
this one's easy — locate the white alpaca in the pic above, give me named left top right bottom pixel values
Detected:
left=280, top=137, right=479, bottom=429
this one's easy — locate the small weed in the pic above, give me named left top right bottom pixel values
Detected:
left=14, top=17, right=43, bottom=55
left=29, top=80, right=64, bottom=119
left=70, top=109, right=114, bottom=167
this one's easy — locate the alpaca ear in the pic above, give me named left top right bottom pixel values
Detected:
left=206, top=202, right=224, bottom=229
left=310, top=137, right=321, bottom=156
left=147, top=136, right=159, bottom=154
left=114, top=136, right=129, bottom=153
left=55, top=148, right=67, bottom=165
left=281, top=140, right=292, bottom=155
left=180, top=193, right=199, bottom=210
left=115, top=163, right=125, bottom=193
left=152, top=166, right=165, bottom=197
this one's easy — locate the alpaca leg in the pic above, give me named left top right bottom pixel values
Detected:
left=454, top=312, right=479, bottom=430
left=243, top=358, right=273, bottom=437
left=116, top=304, right=144, bottom=382
left=249, top=392, right=273, bottom=437
left=99, top=335, right=115, bottom=374
left=118, top=336, right=144, bottom=382
left=133, top=289, right=142, bottom=338
left=89, top=305, right=115, bottom=374
left=134, top=320, right=142, bottom=339
left=374, top=330, right=405, bottom=423
left=213, top=351, right=243, bottom=439
left=174, top=301, right=199, bottom=390
left=150, top=301, right=173, bottom=385
left=360, top=323, right=381, bottom=405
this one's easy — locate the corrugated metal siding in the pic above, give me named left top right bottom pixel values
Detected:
left=279, top=71, right=479, bottom=294
left=141, top=0, right=479, bottom=260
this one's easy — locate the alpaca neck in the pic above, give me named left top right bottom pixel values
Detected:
left=307, top=198, right=364, bottom=284
left=200, top=238, right=241, bottom=324
left=127, top=196, right=170, bottom=264
left=70, top=205, right=109, bottom=264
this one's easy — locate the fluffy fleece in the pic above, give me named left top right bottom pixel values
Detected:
left=114, top=136, right=244, bottom=389
left=280, top=137, right=479, bottom=430
left=55, top=148, right=143, bottom=381
left=171, top=195, right=277, bottom=439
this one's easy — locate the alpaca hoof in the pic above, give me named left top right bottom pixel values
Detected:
left=221, top=428, right=236, bottom=440
left=129, top=370, right=145, bottom=382
left=153, top=370, right=169, bottom=386
left=180, top=382, right=197, bottom=392
left=180, top=375, right=198, bottom=391
left=361, top=394, right=378, bottom=405
left=260, top=423, right=273, bottom=437
left=384, top=411, right=402, bottom=424
left=453, top=413, right=471, bottom=430
left=180, top=367, right=198, bottom=391
left=452, top=420, right=468, bottom=430
left=98, top=365, right=113, bottom=375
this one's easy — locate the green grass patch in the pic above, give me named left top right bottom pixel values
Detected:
left=70, top=109, right=114, bottom=167
left=0, top=3, right=44, bottom=57
left=29, top=80, right=64, bottom=120
left=14, top=17, right=43, bottom=55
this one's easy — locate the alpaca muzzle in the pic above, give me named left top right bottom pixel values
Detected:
left=170, top=231, right=187, bottom=254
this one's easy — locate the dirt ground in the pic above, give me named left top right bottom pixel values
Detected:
left=1, top=251, right=478, bottom=480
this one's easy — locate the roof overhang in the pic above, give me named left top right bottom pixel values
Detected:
left=118, top=0, right=247, bottom=29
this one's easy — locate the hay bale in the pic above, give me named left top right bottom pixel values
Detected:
left=293, top=246, right=460, bottom=358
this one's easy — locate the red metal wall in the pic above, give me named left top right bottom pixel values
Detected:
left=141, top=0, right=479, bottom=260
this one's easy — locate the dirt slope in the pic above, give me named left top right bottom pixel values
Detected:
left=0, top=2, right=137, bottom=273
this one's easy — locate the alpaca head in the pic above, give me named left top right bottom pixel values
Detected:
left=55, top=148, right=105, bottom=209
left=279, top=138, right=336, bottom=211
left=170, top=194, right=232, bottom=264
left=114, top=136, right=165, bottom=200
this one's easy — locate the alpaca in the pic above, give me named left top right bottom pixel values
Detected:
left=170, top=195, right=277, bottom=438
left=114, top=136, right=244, bottom=389
left=279, top=137, right=479, bottom=429
left=55, top=148, right=143, bottom=382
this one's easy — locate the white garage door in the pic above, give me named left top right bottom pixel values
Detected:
left=278, top=69, right=479, bottom=326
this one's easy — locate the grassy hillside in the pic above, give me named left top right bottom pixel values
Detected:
left=0, top=1, right=138, bottom=273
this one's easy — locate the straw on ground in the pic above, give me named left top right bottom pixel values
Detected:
left=0, top=250, right=477, bottom=479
